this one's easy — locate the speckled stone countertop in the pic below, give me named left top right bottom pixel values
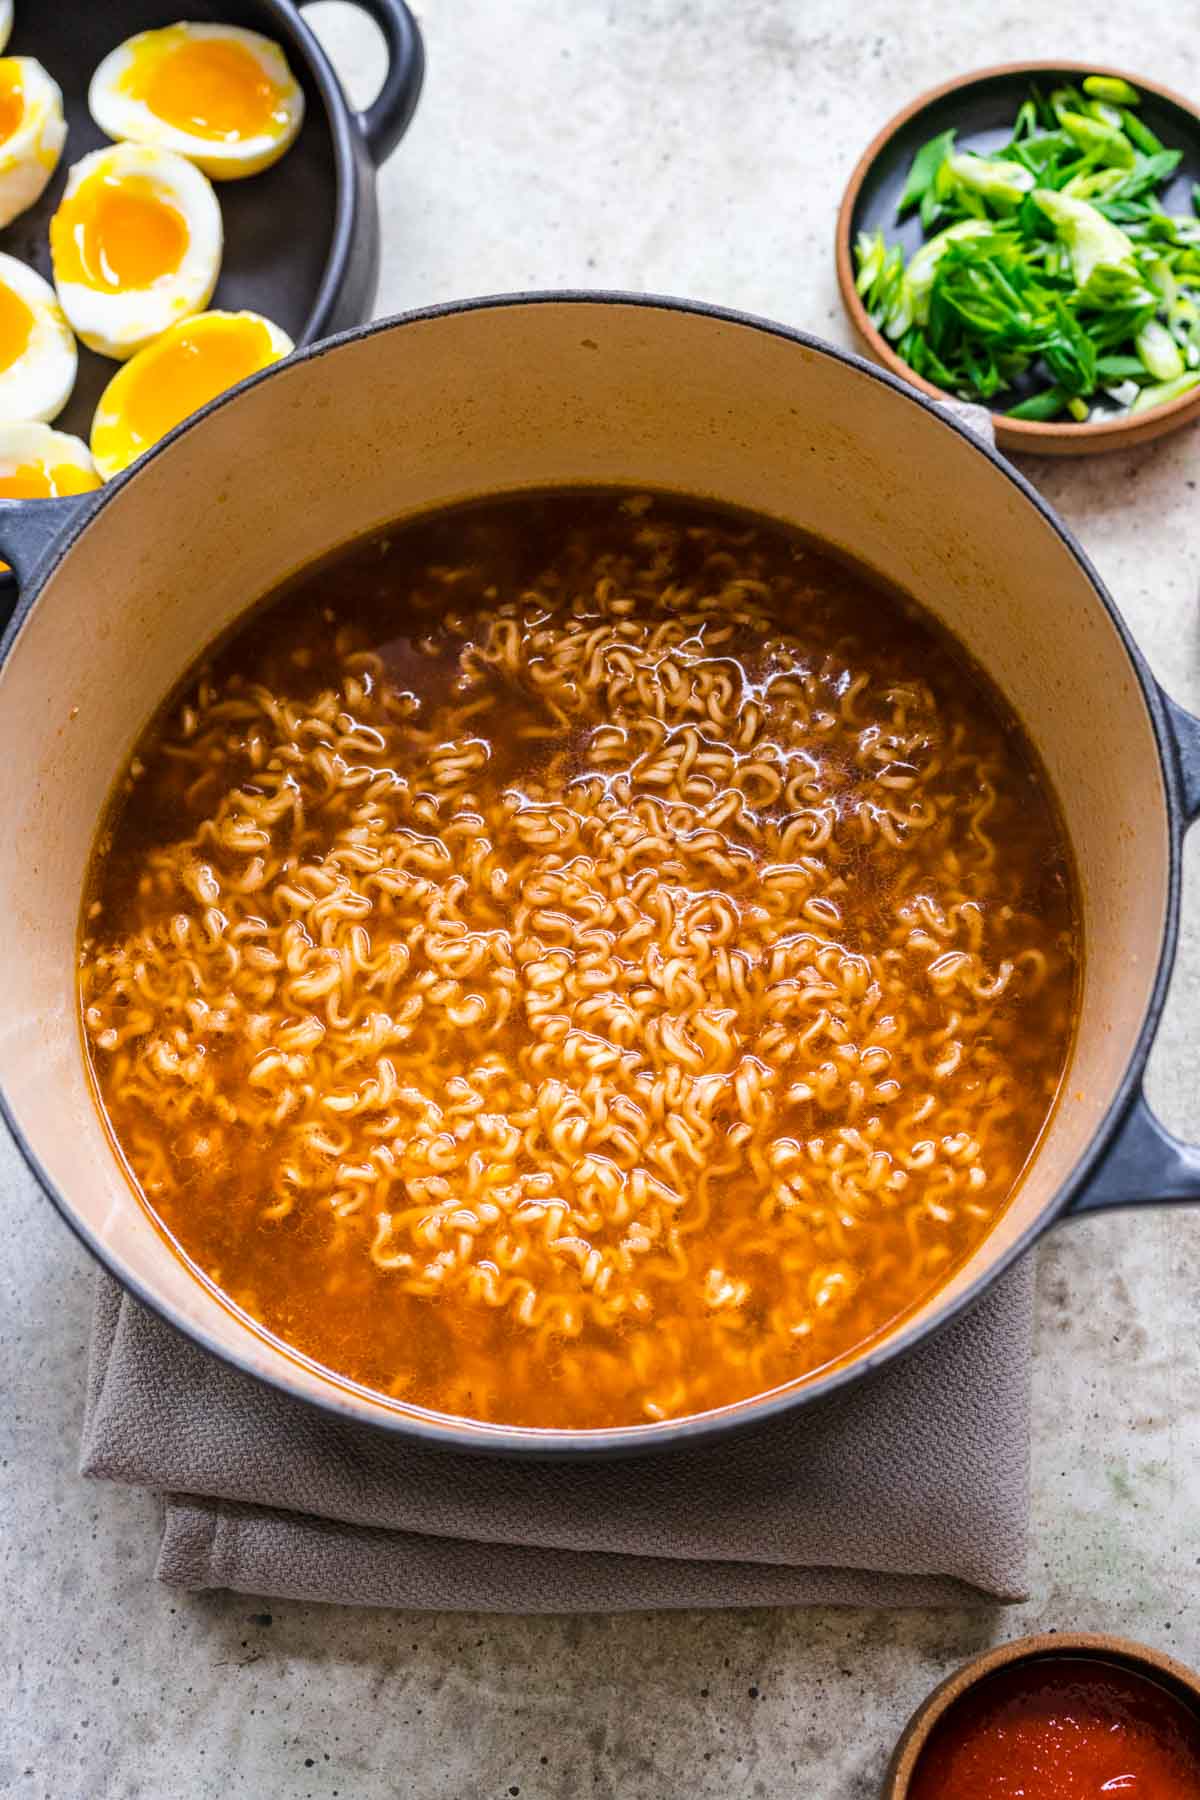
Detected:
left=3, top=3, right=1199, bottom=1796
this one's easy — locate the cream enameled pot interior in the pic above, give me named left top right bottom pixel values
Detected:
left=0, top=300, right=1171, bottom=1446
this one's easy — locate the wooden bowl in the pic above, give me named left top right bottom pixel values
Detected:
left=884, top=1631, right=1200, bottom=1796
left=835, top=62, right=1200, bottom=456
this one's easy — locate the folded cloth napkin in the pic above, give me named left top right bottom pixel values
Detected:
left=81, top=1255, right=1034, bottom=1611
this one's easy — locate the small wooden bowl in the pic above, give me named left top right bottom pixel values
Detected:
left=884, top=1631, right=1200, bottom=1796
left=835, top=62, right=1200, bottom=456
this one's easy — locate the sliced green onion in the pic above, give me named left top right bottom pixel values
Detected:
left=905, top=219, right=996, bottom=325
left=1083, top=99, right=1124, bottom=131
left=1049, top=85, right=1087, bottom=119
left=854, top=229, right=887, bottom=297
left=1010, top=99, right=1040, bottom=142
left=1168, top=293, right=1200, bottom=334
left=1147, top=258, right=1178, bottom=306
left=1136, top=318, right=1185, bottom=379
left=1129, top=369, right=1200, bottom=412
left=1032, top=188, right=1138, bottom=284
left=1063, top=167, right=1127, bottom=202
left=1095, top=353, right=1151, bottom=379
left=897, top=129, right=956, bottom=217
left=1007, top=386, right=1069, bottom=420
left=1122, top=110, right=1165, bottom=156
left=1083, top=75, right=1141, bottom=106
left=945, top=148, right=1036, bottom=208
left=1056, top=109, right=1136, bottom=168
left=883, top=277, right=914, bottom=339
left=1105, top=379, right=1141, bottom=406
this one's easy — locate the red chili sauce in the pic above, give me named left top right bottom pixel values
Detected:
left=910, top=1656, right=1200, bottom=1799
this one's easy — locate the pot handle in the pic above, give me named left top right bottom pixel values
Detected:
left=1067, top=684, right=1200, bottom=1214
left=1164, top=689, right=1200, bottom=824
left=333, top=0, right=425, bottom=166
left=1068, top=1089, right=1200, bottom=1215
left=0, top=491, right=102, bottom=640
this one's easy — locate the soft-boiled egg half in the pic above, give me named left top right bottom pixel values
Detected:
left=0, top=423, right=99, bottom=574
left=89, top=23, right=304, bottom=180
left=50, top=143, right=222, bottom=360
left=91, top=309, right=292, bottom=478
left=0, top=252, right=76, bottom=423
left=0, top=3, right=11, bottom=56
left=0, top=422, right=99, bottom=497
left=0, top=57, right=67, bottom=228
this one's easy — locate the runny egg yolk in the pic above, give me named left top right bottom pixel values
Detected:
left=122, top=34, right=286, bottom=142
left=0, top=459, right=97, bottom=498
left=112, top=315, right=277, bottom=455
left=0, top=61, right=23, bottom=144
left=0, top=278, right=33, bottom=374
left=0, top=449, right=100, bottom=570
left=52, top=173, right=188, bottom=291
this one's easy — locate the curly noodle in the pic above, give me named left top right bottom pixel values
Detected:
left=80, top=493, right=1078, bottom=1428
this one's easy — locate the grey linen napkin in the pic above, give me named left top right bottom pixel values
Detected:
left=81, top=1257, right=1034, bottom=1611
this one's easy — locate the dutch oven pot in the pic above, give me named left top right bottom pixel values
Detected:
left=1, top=297, right=1198, bottom=1456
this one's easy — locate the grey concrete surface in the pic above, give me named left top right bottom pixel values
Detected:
left=3, top=1, right=1200, bottom=1795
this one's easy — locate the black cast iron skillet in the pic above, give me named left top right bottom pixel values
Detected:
left=0, top=0, right=424, bottom=438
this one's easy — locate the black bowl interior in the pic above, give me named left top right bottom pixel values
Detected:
left=847, top=65, right=1200, bottom=420
left=0, top=0, right=339, bottom=443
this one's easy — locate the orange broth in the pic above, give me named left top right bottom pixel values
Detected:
left=80, top=491, right=1079, bottom=1428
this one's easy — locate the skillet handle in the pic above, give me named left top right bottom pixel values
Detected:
left=0, top=491, right=101, bottom=640
left=339, top=0, right=425, bottom=165
left=1067, top=684, right=1200, bottom=1214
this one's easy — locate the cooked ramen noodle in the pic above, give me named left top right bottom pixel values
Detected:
left=80, top=492, right=1078, bottom=1429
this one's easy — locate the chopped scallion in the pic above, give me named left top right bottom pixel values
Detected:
left=852, top=72, right=1200, bottom=425
left=1083, top=74, right=1141, bottom=105
left=1129, top=369, right=1200, bottom=412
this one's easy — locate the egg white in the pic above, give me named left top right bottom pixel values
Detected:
left=0, top=58, right=67, bottom=228
left=0, top=3, right=12, bottom=56
left=89, top=23, right=304, bottom=180
left=0, top=252, right=77, bottom=423
left=0, top=421, right=99, bottom=489
left=50, top=143, right=222, bottom=360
